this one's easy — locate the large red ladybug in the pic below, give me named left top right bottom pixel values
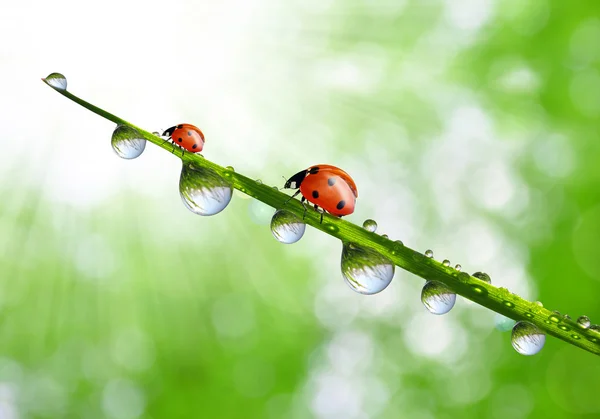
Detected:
left=284, top=164, right=358, bottom=222
left=162, top=124, right=205, bottom=156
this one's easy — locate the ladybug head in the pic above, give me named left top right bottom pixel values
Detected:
left=284, top=169, right=307, bottom=189
left=162, top=126, right=176, bottom=137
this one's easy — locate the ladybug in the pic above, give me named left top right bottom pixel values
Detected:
left=283, top=164, right=358, bottom=222
left=161, top=124, right=205, bottom=156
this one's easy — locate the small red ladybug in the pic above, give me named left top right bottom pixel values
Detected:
left=162, top=124, right=205, bottom=156
left=284, top=164, right=358, bottom=222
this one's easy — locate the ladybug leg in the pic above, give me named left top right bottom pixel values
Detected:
left=313, top=204, right=324, bottom=224
left=300, top=196, right=309, bottom=220
left=283, top=190, right=301, bottom=206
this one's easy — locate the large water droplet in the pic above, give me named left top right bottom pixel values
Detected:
left=511, top=321, right=546, bottom=356
left=472, top=272, right=491, bottom=283
left=341, top=242, right=395, bottom=295
left=179, top=163, right=232, bottom=216
left=270, top=210, right=306, bottom=244
left=425, top=249, right=433, bottom=258
left=421, top=281, right=456, bottom=315
left=44, top=72, right=67, bottom=90
left=362, top=219, right=377, bottom=232
left=577, top=315, right=591, bottom=329
left=495, top=313, right=516, bottom=332
left=111, top=125, right=146, bottom=159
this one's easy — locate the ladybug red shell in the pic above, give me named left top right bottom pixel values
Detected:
left=162, top=124, right=205, bottom=154
left=284, top=164, right=358, bottom=221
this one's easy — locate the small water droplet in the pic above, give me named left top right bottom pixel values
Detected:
left=425, top=249, right=433, bottom=258
left=495, top=314, right=516, bottom=332
left=589, top=324, right=600, bottom=333
left=225, top=166, right=235, bottom=172
left=548, top=314, right=561, bottom=323
left=255, top=179, right=263, bottom=184
left=577, top=315, right=591, bottom=329
left=511, top=321, right=546, bottom=356
left=381, top=234, right=388, bottom=239
left=563, top=314, right=571, bottom=321
left=362, top=219, right=377, bottom=232
left=534, top=301, right=544, bottom=307
left=571, top=334, right=581, bottom=340
left=454, top=264, right=462, bottom=271
left=179, top=163, right=232, bottom=216
left=457, top=272, right=470, bottom=282
left=421, top=281, right=456, bottom=315
left=111, top=125, right=146, bottom=159
left=152, top=131, right=160, bottom=136
left=223, top=166, right=235, bottom=178
left=341, top=242, right=395, bottom=295
left=471, top=284, right=487, bottom=295
left=472, top=272, right=491, bottom=283
left=326, top=224, right=339, bottom=233
left=270, top=210, right=305, bottom=244
left=524, top=312, right=534, bottom=318
left=503, top=301, right=515, bottom=308
left=44, top=72, right=67, bottom=90
left=442, top=259, right=450, bottom=267
left=395, top=240, right=403, bottom=246
left=558, top=325, right=570, bottom=331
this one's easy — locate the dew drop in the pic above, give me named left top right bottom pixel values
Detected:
left=425, top=249, right=433, bottom=258
left=511, top=321, right=546, bottom=356
left=472, top=272, right=491, bottom=284
left=577, top=315, right=591, bottom=329
left=558, top=325, right=570, bottom=331
left=225, top=166, right=235, bottom=172
left=563, top=314, right=572, bottom=321
left=326, top=224, right=339, bottom=233
left=381, top=234, right=388, bottom=239
left=571, top=334, right=581, bottom=340
left=495, top=313, right=516, bottom=332
left=223, top=166, right=235, bottom=178
left=44, top=72, right=67, bottom=90
left=442, top=259, right=450, bottom=267
left=362, top=219, right=378, bottom=232
left=421, top=281, right=456, bottom=315
left=503, top=301, right=515, bottom=308
left=548, top=314, right=561, bottom=323
left=395, top=240, right=403, bottom=246
left=534, top=301, right=544, bottom=307
left=457, top=272, right=470, bottom=282
left=341, top=242, right=395, bottom=295
left=270, top=210, right=306, bottom=244
left=179, top=163, right=232, bottom=216
left=589, top=324, right=600, bottom=333
left=256, top=179, right=263, bottom=184
left=111, top=125, right=146, bottom=159
left=454, top=264, right=462, bottom=271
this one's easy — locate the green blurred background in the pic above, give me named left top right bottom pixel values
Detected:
left=1, top=0, right=600, bottom=417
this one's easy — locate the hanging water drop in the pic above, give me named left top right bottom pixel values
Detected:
left=362, top=219, right=377, bottom=232
left=472, top=272, right=491, bottom=284
left=495, top=313, right=516, bottom=332
left=44, top=72, right=67, bottom=91
left=111, top=125, right=146, bottom=159
left=421, top=281, right=456, bottom=315
left=179, top=163, right=232, bottom=216
left=442, top=259, right=450, bottom=267
left=425, top=249, right=433, bottom=258
left=270, top=209, right=306, bottom=244
left=454, top=264, right=462, bottom=271
left=577, top=315, right=591, bottom=329
left=341, top=242, right=395, bottom=295
left=511, top=321, right=546, bottom=356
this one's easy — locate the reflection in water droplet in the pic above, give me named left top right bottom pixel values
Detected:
left=472, top=272, right=491, bottom=283
left=270, top=210, right=305, bottom=244
left=421, top=281, right=456, bottom=315
left=111, top=125, right=146, bottom=159
left=223, top=166, right=235, bottom=178
left=362, top=219, right=378, bottom=232
left=511, top=321, right=546, bottom=356
left=577, top=315, right=591, bottom=329
left=495, top=314, right=516, bottom=332
left=425, top=249, right=433, bottom=258
left=442, top=259, right=450, bottom=267
left=455, top=264, right=462, bottom=271
left=458, top=272, right=470, bottom=282
left=44, top=72, right=67, bottom=90
left=179, top=163, right=232, bottom=216
left=341, top=242, right=395, bottom=295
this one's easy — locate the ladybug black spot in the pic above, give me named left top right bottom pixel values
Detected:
left=312, top=190, right=319, bottom=199
left=309, top=166, right=320, bottom=174
left=336, top=200, right=346, bottom=210
left=178, top=138, right=183, bottom=143
left=188, top=131, right=192, bottom=136
left=328, top=177, right=336, bottom=186
left=192, top=144, right=198, bottom=149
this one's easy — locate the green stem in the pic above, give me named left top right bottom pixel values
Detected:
left=42, top=77, right=600, bottom=356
